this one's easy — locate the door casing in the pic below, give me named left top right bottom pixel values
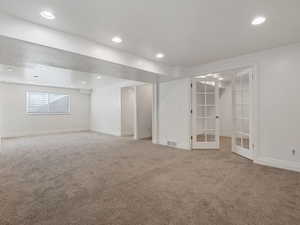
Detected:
left=231, top=68, right=254, bottom=160
left=189, top=65, right=258, bottom=161
left=191, top=78, right=220, bottom=149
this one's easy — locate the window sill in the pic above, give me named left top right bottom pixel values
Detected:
left=27, top=113, right=71, bottom=115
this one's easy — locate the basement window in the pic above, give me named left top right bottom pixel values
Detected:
left=26, top=91, right=70, bottom=114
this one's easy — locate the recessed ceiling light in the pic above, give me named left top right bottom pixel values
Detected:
left=81, top=81, right=87, bottom=85
left=251, top=16, right=266, bottom=26
left=96, top=75, right=102, bottom=79
left=218, top=77, right=224, bottom=81
left=7, top=67, right=13, bottom=72
left=198, top=75, right=206, bottom=79
left=156, top=53, right=165, bottom=59
left=112, top=36, right=122, bottom=43
left=40, top=11, right=55, bottom=20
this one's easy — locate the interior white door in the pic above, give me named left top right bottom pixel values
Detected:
left=192, top=79, right=220, bottom=149
left=232, top=69, right=253, bottom=159
left=121, top=87, right=135, bottom=136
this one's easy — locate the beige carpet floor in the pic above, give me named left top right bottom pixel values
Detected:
left=0, top=132, right=299, bottom=225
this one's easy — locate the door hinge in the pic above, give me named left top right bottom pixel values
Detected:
left=190, top=83, right=193, bottom=88
left=190, top=109, right=193, bottom=114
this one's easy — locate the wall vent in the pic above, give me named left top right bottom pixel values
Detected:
left=167, top=141, right=177, bottom=147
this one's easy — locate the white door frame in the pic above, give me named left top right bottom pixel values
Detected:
left=121, top=86, right=137, bottom=138
left=191, top=78, right=220, bottom=149
left=151, top=64, right=258, bottom=157
left=152, top=81, right=159, bottom=144
left=188, top=64, right=259, bottom=160
left=231, top=68, right=255, bottom=160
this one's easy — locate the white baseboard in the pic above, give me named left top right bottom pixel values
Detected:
left=3, top=130, right=298, bottom=173
left=90, top=129, right=122, bottom=137
left=255, top=157, right=300, bottom=173
left=2, top=129, right=90, bottom=139
left=158, top=140, right=191, bottom=151
left=152, top=140, right=158, bottom=144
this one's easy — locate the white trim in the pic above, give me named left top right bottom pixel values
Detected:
left=0, top=13, right=170, bottom=76
left=133, top=86, right=138, bottom=140
left=188, top=64, right=259, bottom=159
left=159, top=139, right=191, bottom=151
left=188, top=78, right=192, bottom=150
left=121, top=86, right=137, bottom=138
left=152, top=81, right=159, bottom=144
left=0, top=80, right=92, bottom=92
left=90, top=129, right=121, bottom=137
left=233, top=146, right=253, bottom=160
left=190, top=79, right=222, bottom=149
left=231, top=68, right=254, bottom=160
left=255, top=157, right=300, bottom=173
left=133, top=84, right=154, bottom=140
left=26, top=91, right=71, bottom=114
left=2, top=129, right=90, bottom=139
left=26, top=113, right=72, bottom=116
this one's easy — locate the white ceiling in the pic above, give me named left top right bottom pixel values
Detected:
left=0, top=36, right=159, bottom=83
left=0, top=0, right=299, bottom=67
left=0, top=63, right=145, bottom=89
left=0, top=63, right=94, bottom=89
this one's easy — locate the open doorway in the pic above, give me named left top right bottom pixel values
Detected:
left=191, top=67, right=256, bottom=160
left=121, top=84, right=153, bottom=140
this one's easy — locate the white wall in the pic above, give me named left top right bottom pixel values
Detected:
left=219, top=83, right=233, bottom=137
left=0, top=84, right=3, bottom=141
left=159, top=43, right=300, bottom=171
left=90, top=77, right=145, bottom=136
left=90, top=85, right=122, bottom=136
left=255, top=46, right=300, bottom=169
left=135, top=85, right=153, bottom=139
left=158, top=78, right=191, bottom=150
left=0, top=82, right=90, bottom=138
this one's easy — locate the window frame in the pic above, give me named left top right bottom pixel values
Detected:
left=26, top=91, right=71, bottom=115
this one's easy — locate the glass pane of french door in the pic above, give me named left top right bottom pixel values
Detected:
left=192, top=80, right=219, bottom=149
left=233, top=70, right=252, bottom=159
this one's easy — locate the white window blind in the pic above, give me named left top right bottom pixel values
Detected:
left=26, top=92, right=70, bottom=114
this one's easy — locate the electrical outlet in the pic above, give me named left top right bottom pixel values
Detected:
left=292, top=149, right=296, bottom=156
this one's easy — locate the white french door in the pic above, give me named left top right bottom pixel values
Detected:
left=232, top=69, right=253, bottom=159
left=192, top=79, right=220, bottom=149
